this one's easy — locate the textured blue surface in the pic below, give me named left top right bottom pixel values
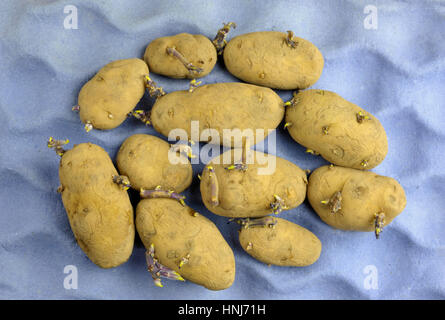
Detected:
left=0, top=0, right=445, bottom=299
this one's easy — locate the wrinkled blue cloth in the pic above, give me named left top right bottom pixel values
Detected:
left=0, top=0, right=444, bottom=300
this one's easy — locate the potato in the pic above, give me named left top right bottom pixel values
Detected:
left=200, top=149, right=307, bottom=218
left=223, top=31, right=324, bottom=90
left=238, top=217, right=321, bottom=266
left=151, top=82, right=284, bottom=147
left=144, top=33, right=217, bottom=79
left=285, top=90, right=388, bottom=170
left=116, top=134, right=192, bottom=192
left=58, top=143, right=134, bottom=268
left=78, top=58, right=148, bottom=131
left=307, top=165, right=406, bottom=237
left=136, top=198, right=235, bottom=290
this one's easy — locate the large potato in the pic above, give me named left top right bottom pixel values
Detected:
left=223, top=31, right=324, bottom=90
left=285, top=90, right=388, bottom=170
left=144, top=33, right=217, bottom=79
left=200, top=149, right=307, bottom=218
left=116, top=134, right=192, bottom=192
left=78, top=58, right=148, bottom=130
left=136, top=198, right=235, bottom=290
left=58, top=143, right=134, bottom=268
left=239, top=217, right=321, bottom=266
left=151, top=82, right=284, bottom=147
left=307, top=165, right=406, bottom=237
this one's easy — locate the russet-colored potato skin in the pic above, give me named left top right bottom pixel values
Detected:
left=78, top=58, right=148, bottom=130
left=151, top=82, right=284, bottom=147
left=200, top=150, right=307, bottom=218
left=144, top=33, right=217, bottom=79
left=285, top=90, right=388, bottom=170
left=116, top=134, right=192, bottom=192
left=307, top=165, right=407, bottom=231
left=59, top=143, right=135, bottom=268
left=223, top=31, right=324, bottom=90
left=239, top=217, right=321, bottom=266
left=136, top=198, right=235, bottom=291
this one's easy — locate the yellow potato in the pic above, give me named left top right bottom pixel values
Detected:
left=200, top=149, right=307, bottom=218
left=58, top=143, right=134, bottom=268
left=78, top=58, right=148, bottom=130
left=116, top=134, right=192, bottom=192
left=136, top=198, right=235, bottom=290
left=151, top=82, right=284, bottom=147
left=285, top=90, right=388, bottom=170
left=224, top=31, right=324, bottom=90
left=239, top=217, right=321, bottom=266
left=307, top=165, right=406, bottom=237
left=144, top=33, right=217, bottom=79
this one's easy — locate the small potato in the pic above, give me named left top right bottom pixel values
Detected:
left=58, top=143, right=134, bottom=268
left=239, top=217, right=321, bottom=266
left=151, top=82, right=284, bottom=147
left=200, top=149, right=307, bottom=218
left=116, top=134, right=192, bottom=192
left=136, top=198, right=235, bottom=290
left=224, top=31, right=324, bottom=90
left=144, top=33, right=217, bottom=79
left=285, top=90, right=388, bottom=170
left=307, top=165, right=407, bottom=238
left=78, top=58, right=148, bottom=131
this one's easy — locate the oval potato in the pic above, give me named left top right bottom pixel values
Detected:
left=136, top=198, right=235, bottom=290
left=239, top=217, right=321, bottom=266
left=307, top=165, right=406, bottom=233
left=285, top=90, right=388, bottom=170
left=151, top=82, right=284, bottom=147
left=116, top=134, right=192, bottom=192
left=144, top=33, right=217, bottom=79
left=224, top=31, right=324, bottom=90
left=78, top=58, right=148, bottom=130
left=200, top=149, right=307, bottom=218
left=59, top=143, right=134, bottom=268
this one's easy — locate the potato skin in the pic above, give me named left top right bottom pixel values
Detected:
left=285, top=90, right=388, bottom=170
left=144, top=33, right=217, bottom=79
left=78, top=58, right=148, bottom=130
left=116, top=134, right=192, bottom=192
left=224, top=31, right=324, bottom=90
left=151, top=82, right=284, bottom=147
left=136, top=198, right=235, bottom=290
left=239, top=217, right=321, bottom=266
left=200, top=150, right=307, bottom=218
left=59, top=143, right=134, bottom=268
left=307, top=165, right=407, bottom=231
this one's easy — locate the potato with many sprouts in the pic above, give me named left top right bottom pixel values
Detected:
left=200, top=149, right=307, bottom=218
left=47, top=138, right=134, bottom=268
left=136, top=198, right=235, bottom=290
left=116, top=134, right=193, bottom=193
left=150, top=82, right=285, bottom=147
left=75, top=58, right=149, bottom=132
left=223, top=31, right=324, bottom=90
left=307, top=165, right=407, bottom=239
left=237, top=217, right=322, bottom=266
left=285, top=89, right=388, bottom=170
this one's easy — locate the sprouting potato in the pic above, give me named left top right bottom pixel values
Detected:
left=285, top=89, right=388, bottom=170
left=116, top=134, right=192, bottom=193
left=237, top=217, right=322, bottom=266
left=76, top=58, right=149, bottom=131
left=200, top=149, right=307, bottom=218
left=223, top=31, right=324, bottom=90
left=136, top=198, right=236, bottom=290
left=307, top=165, right=407, bottom=238
left=47, top=138, right=134, bottom=268
left=150, top=82, right=284, bottom=147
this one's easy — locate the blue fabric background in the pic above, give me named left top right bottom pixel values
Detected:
left=0, top=0, right=444, bottom=299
